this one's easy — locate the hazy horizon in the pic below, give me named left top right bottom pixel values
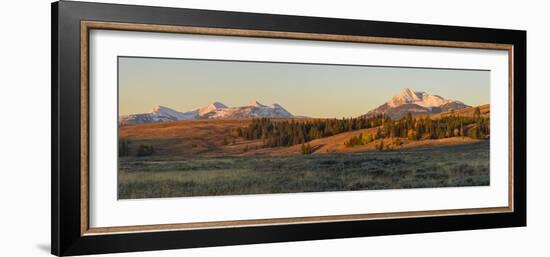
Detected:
left=119, top=57, right=490, bottom=118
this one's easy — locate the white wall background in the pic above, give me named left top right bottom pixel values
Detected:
left=0, top=0, right=547, bottom=256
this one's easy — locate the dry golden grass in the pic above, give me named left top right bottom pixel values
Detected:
left=118, top=117, right=490, bottom=198
left=119, top=141, right=491, bottom=198
left=244, top=132, right=483, bottom=156
left=417, top=104, right=490, bottom=119
left=120, top=118, right=485, bottom=158
left=119, top=118, right=304, bottom=157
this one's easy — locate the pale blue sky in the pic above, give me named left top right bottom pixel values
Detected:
left=119, top=57, right=490, bottom=118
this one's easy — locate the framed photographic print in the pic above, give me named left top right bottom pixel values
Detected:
left=51, top=1, right=526, bottom=256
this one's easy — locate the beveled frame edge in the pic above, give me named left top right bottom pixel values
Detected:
left=80, top=21, right=90, bottom=236
left=79, top=20, right=515, bottom=236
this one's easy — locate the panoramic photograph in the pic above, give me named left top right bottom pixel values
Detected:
left=117, top=57, right=491, bottom=199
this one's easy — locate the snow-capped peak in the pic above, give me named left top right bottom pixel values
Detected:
left=148, top=105, right=198, bottom=120
left=388, top=88, right=452, bottom=108
left=150, top=105, right=169, bottom=112
left=196, top=101, right=227, bottom=116
left=121, top=101, right=297, bottom=124
left=388, top=88, right=420, bottom=106
left=366, top=88, right=471, bottom=120
left=247, top=100, right=266, bottom=107
left=150, top=105, right=181, bottom=116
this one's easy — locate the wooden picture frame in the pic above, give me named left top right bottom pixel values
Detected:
left=52, top=1, right=526, bottom=256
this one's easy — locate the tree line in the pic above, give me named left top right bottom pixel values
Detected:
left=236, top=107, right=489, bottom=149
left=234, top=115, right=386, bottom=147
left=119, top=140, right=155, bottom=157
left=345, top=107, right=489, bottom=147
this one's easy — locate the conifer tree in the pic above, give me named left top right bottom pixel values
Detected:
left=474, top=106, right=481, bottom=120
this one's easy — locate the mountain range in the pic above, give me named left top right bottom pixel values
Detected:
left=366, top=88, right=470, bottom=119
left=119, top=101, right=294, bottom=124
left=119, top=88, right=472, bottom=124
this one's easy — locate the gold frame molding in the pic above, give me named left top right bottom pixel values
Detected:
left=80, top=20, right=514, bottom=236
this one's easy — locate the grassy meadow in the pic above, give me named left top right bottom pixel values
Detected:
left=118, top=141, right=489, bottom=199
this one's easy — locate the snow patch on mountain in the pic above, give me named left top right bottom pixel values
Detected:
left=151, top=105, right=198, bottom=120
left=201, top=100, right=293, bottom=119
left=368, top=88, right=470, bottom=119
left=387, top=88, right=457, bottom=108
left=196, top=101, right=227, bottom=116
left=120, top=101, right=295, bottom=124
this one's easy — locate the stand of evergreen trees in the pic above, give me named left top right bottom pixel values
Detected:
left=345, top=108, right=490, bottom=147
left=237, top=107, right=489, bottom=149
left=379, top=111, right=489, bottom=141
left=118, top=139, right=155, bottom=157
left=236, top=115, right=386, bottom=148
left=119, top=140, right=130, bottom=157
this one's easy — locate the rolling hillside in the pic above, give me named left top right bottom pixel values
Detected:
left=119, top=117, right=485, bottom=158
left=423, top=104, right=490, bottom=119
